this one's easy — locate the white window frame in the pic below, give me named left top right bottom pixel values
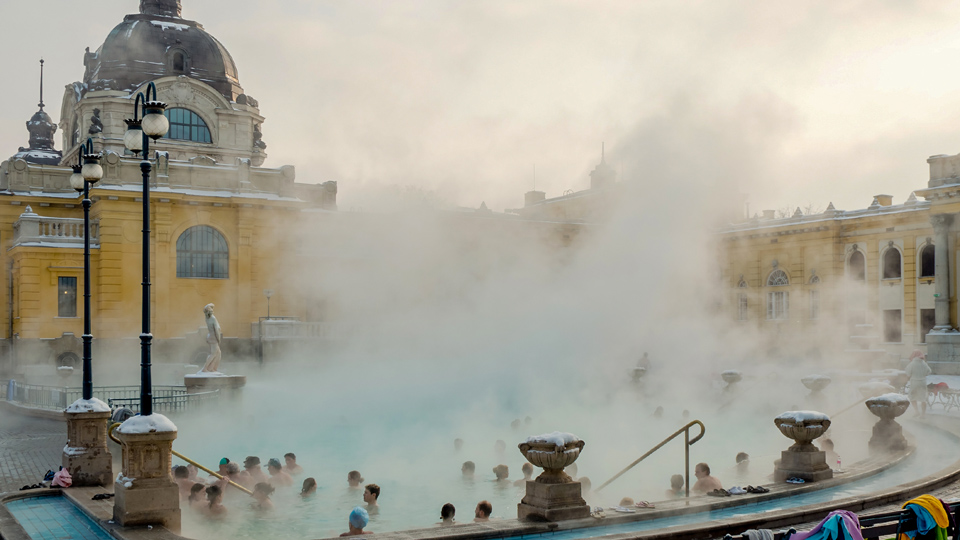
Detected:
left=738, top=293, right=748, bottom=321
left=767, top=291, right=789, bottom=320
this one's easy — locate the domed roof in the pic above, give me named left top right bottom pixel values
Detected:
left=83, top=0, right=243, bottom=101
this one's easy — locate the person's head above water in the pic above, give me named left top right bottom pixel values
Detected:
left=475, top=500, right=492, bottom=520
left=349, top=506, right=370, bottom=530
left=619, top=497, right=635, bottom=507
left=284, top=453, right=298, bottom=466
left=462, top=461, right=475, bottom=477
left=189, top=483, right=205, bottom=501
left=253, top=482, right=275, bottom=501
left=244, top=456, right=261, bottom=470
left=347, top=470, right=364, bottom=487
left=364, top=484, right=380, bottom=505
left=218, top=458, right=230, bottom=474
left=492, top=464, right=509, bottom=480
left=301, top=477, right=317, bottom=495
left=267, top=458, right=282, bottom=474
left=441, top=503, right=456, bottom=521
left=670, top=474, right=684, bottom=491
left=695, top=462, right=711, bottom=478
left=521, top=463, right=533, bottom=478
left=173, top=465, right=188, bottom=479
left=226, top=462, right=240, bottom=476
left=205, top=485, right=222, bottom=505
left=736, top=452, right=749, bottom=465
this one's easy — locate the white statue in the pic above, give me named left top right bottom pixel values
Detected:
left=201, top=303, right=222, bottom=373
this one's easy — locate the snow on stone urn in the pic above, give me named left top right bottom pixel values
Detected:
left=802, top=374, right=831, bottom=393
left=518, top=432, right=584, bottom=484
left=517, top=432, right=589, bottom=521
left=865, top=393, right=910, bottom=453
left=773, top=411, right=833, bottom=482
left=57, top=366, right=75, bottom=379
left=721, top=370, right=742, bottom=391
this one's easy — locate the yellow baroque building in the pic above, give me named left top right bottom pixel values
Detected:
left=719, top=153, right=960, bottom=374
left=0, top=0, right=584, bottom=382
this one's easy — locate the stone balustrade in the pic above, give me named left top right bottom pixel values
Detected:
left=12, top=206, right=99, bottom=248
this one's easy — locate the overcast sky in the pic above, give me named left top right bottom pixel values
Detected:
left=3, top=0, right=960, bottom=215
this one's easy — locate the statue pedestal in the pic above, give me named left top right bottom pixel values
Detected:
left=774, top=449, right=833, bottom=483
left=112, top=418, right=180, bottom=531
left=183, top=373, right=246, bottom=396
left=63, top=403, right=113, bottom=487
left=869, top=419, right=908, bottom=453
left=517, top=481, right=590, bottom=522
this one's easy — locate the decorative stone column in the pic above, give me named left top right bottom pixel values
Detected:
left=112, top=414, right=180, bottom=532
left=773, top=411, right=833, bottom=483
left=866, top=394, right=910, bottom=453
left=931, top=214, right=953, bottom=331
left=517, top=433, right=590, bottom=522
left=62, top=398, right=113, bottom=486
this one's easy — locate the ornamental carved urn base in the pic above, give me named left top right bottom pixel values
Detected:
left=518, top=481, right=590, bottom=522
left=517, top=433, right=590, bottom=522
left=866, top=394, right=910, bottom=454
left=112, top=417, right=180, bottom=532
left=773, top=411, right=833, bottom=483
left=63, top=405, right=113, bottom=487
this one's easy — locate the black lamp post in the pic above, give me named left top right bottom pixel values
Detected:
left=123, top=82, right=168, bottom=416
left=68, top=138, right=103, bottom=401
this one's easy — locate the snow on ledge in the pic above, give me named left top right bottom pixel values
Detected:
left=776, top=410, right=830, bottom=423
left=186, top=371, right=226, bottom=378
left=65, top=397, right=111, bottom=414
left=525, top=431, right=580, bottom=448
left=117, top=413, right=177, bottom=434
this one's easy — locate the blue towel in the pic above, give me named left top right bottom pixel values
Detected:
left=903, top=503, right=938, bottom=538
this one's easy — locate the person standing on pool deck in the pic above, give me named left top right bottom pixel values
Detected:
left=692, top=463, right=722, bottom=494
left=905, top=350, right=933, bottom=417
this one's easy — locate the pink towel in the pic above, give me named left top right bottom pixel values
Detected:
left=51, top=468, right=73, bottom=488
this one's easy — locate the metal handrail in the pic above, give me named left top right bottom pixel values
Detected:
left=108, top=422, right=252, bottom=495
left=596, top=420, right=706, bottom=497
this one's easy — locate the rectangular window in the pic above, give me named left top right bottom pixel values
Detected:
left=767, top=291, right=789, bottom=320
left=809, top=290, right=820, bottom=320
left=883, top=309, right=902, bottom=343
left=737, top=293, right=748, bottom=321
left=58, top=277, right=77, bottom=318
left=921, top=309, right=936, bottom=343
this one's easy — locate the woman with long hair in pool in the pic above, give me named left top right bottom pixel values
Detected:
left=204, top=485, right=228, bottom=519
left=188, top=483, right=206, bottom=510
left=301, top=477, right=318, bottom=497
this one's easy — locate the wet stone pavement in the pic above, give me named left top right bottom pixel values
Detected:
left=0, top=411, right=65, bottom=493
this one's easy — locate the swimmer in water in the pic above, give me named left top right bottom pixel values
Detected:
left=439, top=503, right=456, bottom=526
left=347, top=470, right=364, bottom=488
left=340, top=506, right=372, bottom=536
left=514, top=463, right=534, bottom=486
left=204, top=485, right=228, bottom=519
left=363, top=484, right=380, bottom=514
left=301, top=477, right=317, bottom=497
left=283, top=453, right=303, bottom=475
left=474, top=500, right=492, bottom=522
left=251, top=482, right=275, bottom=511
left=267, top=458, right=293, bottom=488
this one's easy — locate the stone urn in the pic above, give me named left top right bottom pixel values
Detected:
left=630, top=367, right=647, bottom=383
left=518, top=433, right=584, bottom=484
left=57, top=366, right=75, bottom=379
left=773, top=411, right=833, bottom=482
left=859, top=381, right=896, bottom=399
left=517, top=433, right=589, bottom=521
left=878, top=370, right=909, bottom=391
left=865, top=393, right=910, bottom=453
left=721, top=370, right=742, bottom=392
left=802, top=375, right=831, bottom=393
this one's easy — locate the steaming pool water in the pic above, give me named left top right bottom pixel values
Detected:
left=168, top=373, right=947, bottom=540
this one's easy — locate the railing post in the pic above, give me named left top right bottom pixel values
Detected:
left=685, top=428, right=690, bottom=498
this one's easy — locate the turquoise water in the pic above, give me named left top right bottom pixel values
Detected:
left=6, top=496, right=113, bottom=540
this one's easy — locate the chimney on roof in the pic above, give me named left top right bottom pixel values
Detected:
left=874, top=194, right=893, bottom=207
left=524, top=191, right=546, bottom=207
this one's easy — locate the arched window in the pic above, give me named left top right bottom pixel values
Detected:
left=164, top=108, right=212, bottom=143
left=847, top=251, right=865, bottom=281
left=173, top=52, right=185, bottom=72
left=766, top=269, right=789, bottom=320
left=176, top=226, right=228, bottom=279
left=882, top=248, right=901, bottom=279
left=767, top=269, right=789, bottom=286
left=920, top=244, right=935, bottom=278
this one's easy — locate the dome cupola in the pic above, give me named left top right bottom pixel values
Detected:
left=82, top=0, right=243, bottom=102
left=16, top=59, right=61, bottom=165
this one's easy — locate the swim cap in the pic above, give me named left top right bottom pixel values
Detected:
left=349, top=506, right=369, bottom=529
left=267, top=458, right=282, bottom=469
left=219, top=458, right=229, bottom=466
